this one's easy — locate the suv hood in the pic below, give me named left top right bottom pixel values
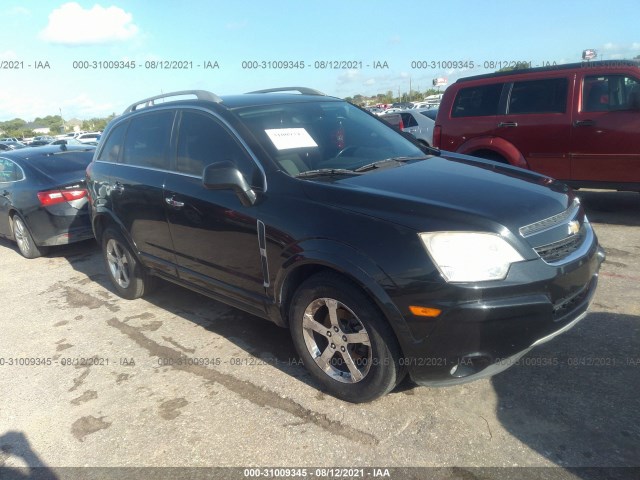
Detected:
left=301, top=155, right=575, bottom=234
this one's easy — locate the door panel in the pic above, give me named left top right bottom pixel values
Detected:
left=495, top=77, right=572, bottom=180
left=164, top=110, right=266, bottom=311
left=571, top=74, right=640, bottom=183
left=164, top=174, right=265, bottom=308
left=110, top=110, right=177, bottom=275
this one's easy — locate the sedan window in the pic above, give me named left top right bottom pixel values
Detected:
left=0, top=158, right=23, bottom=182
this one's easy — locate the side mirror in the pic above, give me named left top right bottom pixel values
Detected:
left=202, top=161, right=257, bottom=207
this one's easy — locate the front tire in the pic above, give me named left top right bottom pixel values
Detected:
left=102, top=227, right=154, bottom=299
left=289, top=272, right=405, bottom=403
left=12, top=215, right=47, bottom=259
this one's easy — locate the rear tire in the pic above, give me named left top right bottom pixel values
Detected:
left=289, top=272, right=405, bottom=403
left=12, top=215, right=47, bottom=259
left=102, top=227, right=155, bottom=299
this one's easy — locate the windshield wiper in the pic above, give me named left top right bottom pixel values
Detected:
left=296, top=168, right=362, bottom=178
left=354, top=156, right=429, bottom=172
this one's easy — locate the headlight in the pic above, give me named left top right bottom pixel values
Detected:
left=419, top=232, right=524, bottom=282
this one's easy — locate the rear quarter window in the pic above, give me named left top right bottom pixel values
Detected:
left=98, top=121, right=128, bottom=163
left=452, top=83, right=503, bottom=117
left=121, top=111, right=174, bottom=169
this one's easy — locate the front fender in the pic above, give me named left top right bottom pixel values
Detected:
left=270, top=238, right=415, bottom=348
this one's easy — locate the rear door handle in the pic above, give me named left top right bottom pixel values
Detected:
left=165, top=196, right=185, bottom=208
left=1, top=190, right=9, bottom=197
left=497, top=122, right=518, bottom=128
left=574, top=120, right=595, bottom=127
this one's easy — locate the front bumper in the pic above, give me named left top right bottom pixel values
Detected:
left=395, top=237, right=605, bottom=386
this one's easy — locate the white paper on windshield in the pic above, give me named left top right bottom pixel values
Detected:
left=265, top=128, right=318, bottom=150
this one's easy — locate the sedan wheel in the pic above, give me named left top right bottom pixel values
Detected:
left=290, top=272, right=405, bottom=403
left=12, top=215, right=45, bottom=259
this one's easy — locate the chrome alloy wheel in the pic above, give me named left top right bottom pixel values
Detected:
left=105, top=238, right=131, bottom=289
left=301, top=297, right=372, bottom=383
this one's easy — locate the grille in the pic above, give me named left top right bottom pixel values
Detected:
left=519, top=199, right=580, bottom=237
left=534, top=227, right=586, bottom=263
left=552, top=280, right=592, bottom=321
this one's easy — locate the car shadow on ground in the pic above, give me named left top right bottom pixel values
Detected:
left=491, top=311, right=640, bottom=478
left=577, top=190, right=640, bottom=227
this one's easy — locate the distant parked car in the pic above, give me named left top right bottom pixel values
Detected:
left=0, top=141, right=27, bottom=150
left=382, top=110, right=435, bottom=147
left=49, top=138, right=84, bottom=146
left=0, top=144, right=96, bottom=258
left=364, top=106, right=385, bottom=115
left=1, top=137, right=19, bottom=142
left=30, top=136, right=55, bottom=147
left=76, top=132, right=101, bottom=144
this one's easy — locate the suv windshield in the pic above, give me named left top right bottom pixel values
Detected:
left=234, top=101, right=425, bottom=176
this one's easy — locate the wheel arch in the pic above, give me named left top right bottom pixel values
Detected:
left=271, top=242, right=413, bottom=357
left=457, top=136, right=529, bottom=169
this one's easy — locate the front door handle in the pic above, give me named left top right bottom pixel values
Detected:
left=1, top=190, right=9, bottom=197
left=574, top=120, right=595, bottom=127
left=111, top=182, right=124, bottom=194
left=497, top=122, right=518, bottom=128
left=165, top=196, right=185, bottom=208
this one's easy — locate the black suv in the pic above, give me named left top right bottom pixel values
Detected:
left=86, top=88, right=605, bottom=402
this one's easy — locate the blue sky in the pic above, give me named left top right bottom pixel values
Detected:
left=1, top=0, right=639, bottom=121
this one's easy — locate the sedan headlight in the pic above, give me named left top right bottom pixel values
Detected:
left=419, top=232, right=524, bottom=282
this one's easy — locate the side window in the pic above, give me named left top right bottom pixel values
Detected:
left=508, top=78, right=568, bottom=114
left=583, top=75, right=640, bottom=112
left=400, top=113, right=418, bottom=127
left=122, top=111, right=174, bottom=169
left=176, top=111, right=257, bottom=182
left=452, top=83, right=502, bottom=117
left=0, top=158, right=21, bottom=182
left=97, top=121, right=127, bottom=163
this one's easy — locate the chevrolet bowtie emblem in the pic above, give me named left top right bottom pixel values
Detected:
left=568, top=220, right=580, bottom=235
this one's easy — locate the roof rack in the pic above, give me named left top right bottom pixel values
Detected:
left=123, top=90, right=222, bottom=114
left=246, top=87, right=326, bottom=96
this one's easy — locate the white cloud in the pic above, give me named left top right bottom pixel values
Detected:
left=39, top=2, right=139, bottom=45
